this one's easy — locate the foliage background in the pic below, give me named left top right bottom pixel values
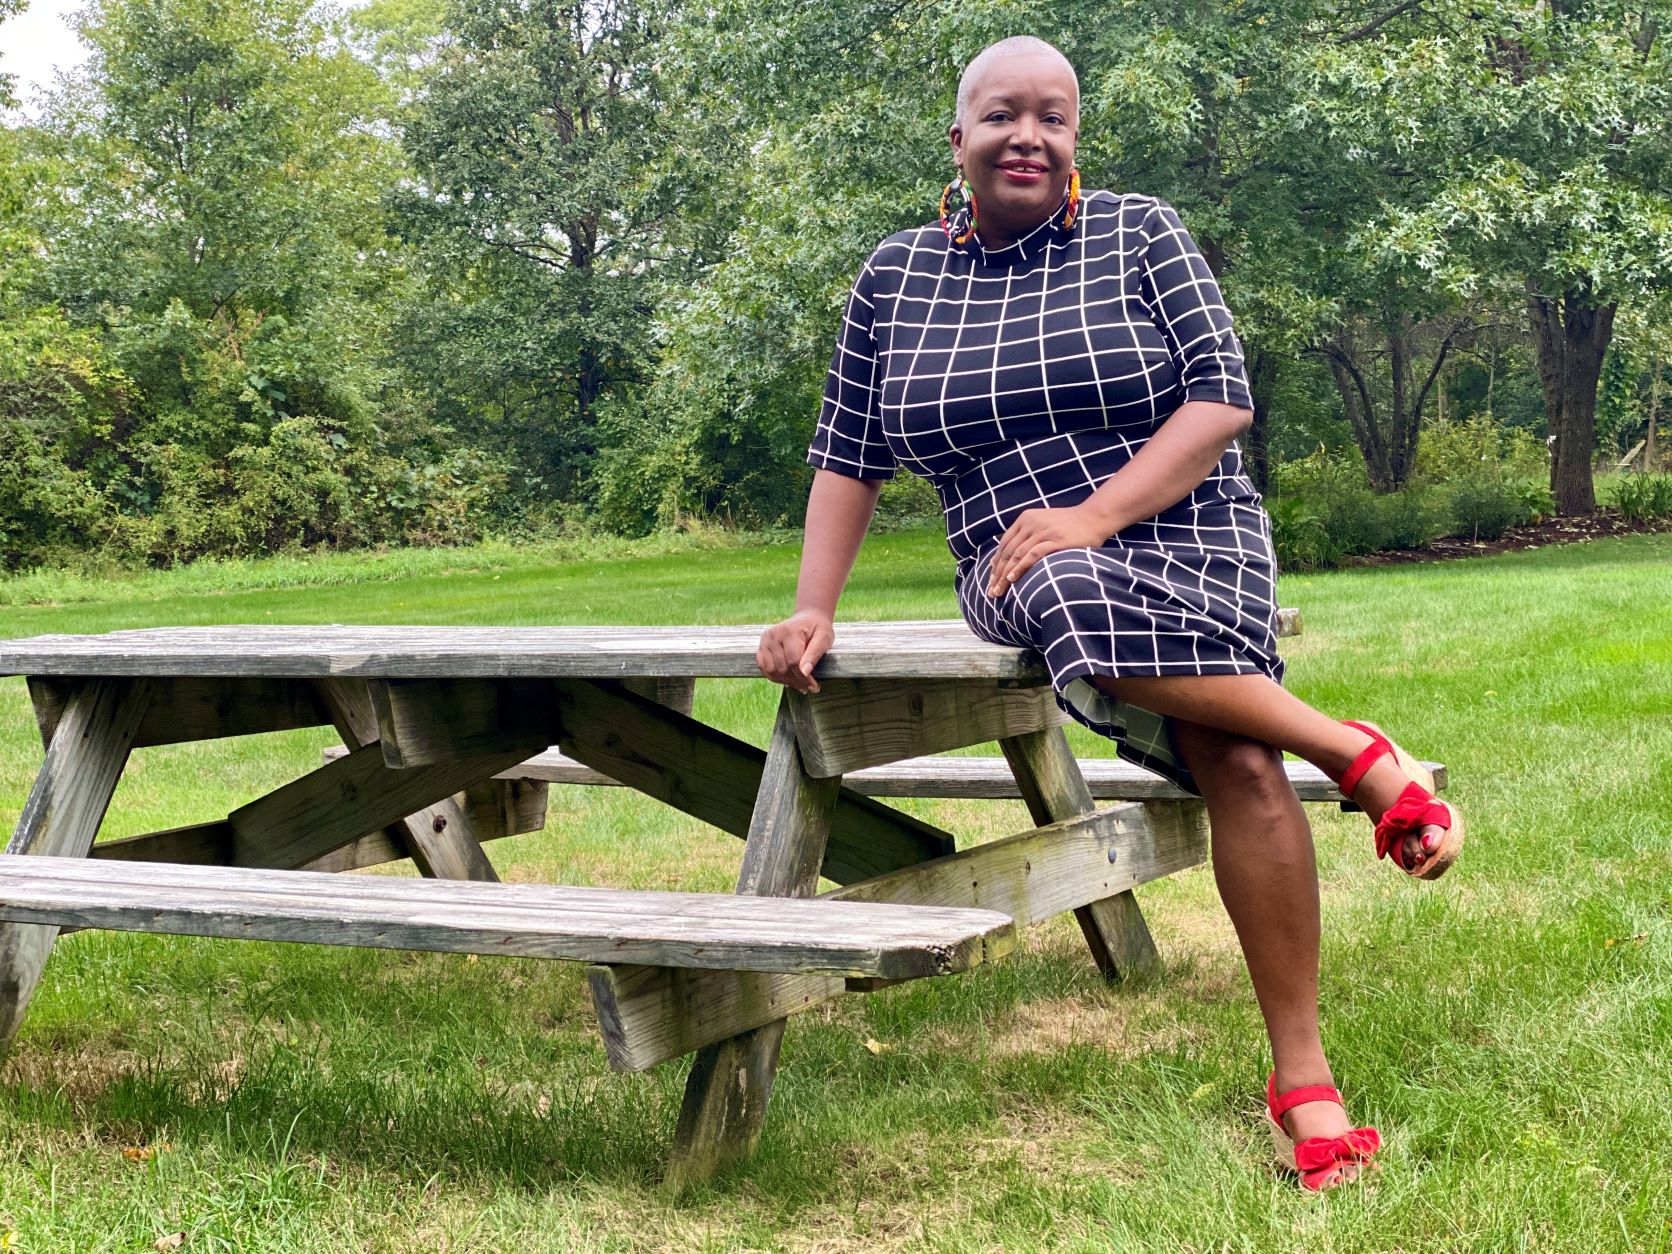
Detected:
left=2, top=0, right=1671, bottom=570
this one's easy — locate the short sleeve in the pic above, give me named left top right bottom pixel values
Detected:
left=1138, top=200, right=1253, bottom=410
left=807, top=259, right=897, bottom=480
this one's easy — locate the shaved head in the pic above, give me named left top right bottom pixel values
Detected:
left=955, top=36, right=1079, bottom=128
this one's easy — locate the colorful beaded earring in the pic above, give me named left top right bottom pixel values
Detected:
left=1062, top=167, right=1082, bottom=232
left=939, top=172, right=978, bottom=244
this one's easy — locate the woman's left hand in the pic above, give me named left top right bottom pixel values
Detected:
left=986, top=503, right=1115, bottom=597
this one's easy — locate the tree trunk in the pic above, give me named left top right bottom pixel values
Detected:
left=569, top=213, right=603, bottom=442
left=1647, top=350, right=1662, bottom=472
left=1387, top=313, right=1417, bottom=488
left=1320, top=341, right=1393, bottom=490
left=1244, top=346, right=1277, bottom=496
left=1528, top=281, right=1617, bottom=515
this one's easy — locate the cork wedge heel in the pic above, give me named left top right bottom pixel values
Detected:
left=1266, top=1074, right=1381, bottom=1192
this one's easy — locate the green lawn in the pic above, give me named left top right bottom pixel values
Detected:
left=0, top=527, right=1669, bottom=1252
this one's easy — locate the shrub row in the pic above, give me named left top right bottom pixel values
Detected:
left=0, top=412, right=516, bottom=571
left=1267, top=426, right=1559, bottom=571
left=1266, top=478, right=1553, bottom=571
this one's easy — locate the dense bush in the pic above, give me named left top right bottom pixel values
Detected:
left=1372, top=487, right=1453, bottom=550
left=1416, top=416, right=1549, bottom=484
left=874, top=471, right=942, bottom=527
left=1271, top=448, right=1449, bottom=559
left=1447, top=475, right=1526, bottom=541
left=1267, top=434, right=1561, bottom=568
left=105, top=423, right=515, bottom=567
left=0, top=417, right=111, bottom=570
left=1418, top=416, right=1552, bottom=541
left=1267, top=496, right=1334, bottom=571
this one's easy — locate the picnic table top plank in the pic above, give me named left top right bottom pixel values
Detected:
left=0, top=613, right=1299, bottom=681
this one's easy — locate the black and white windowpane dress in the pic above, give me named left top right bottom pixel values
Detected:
left=807, top=191, right=1281, bottom=792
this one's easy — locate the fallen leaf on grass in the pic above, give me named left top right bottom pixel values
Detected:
left=863, top=1038, right=894, bottom=1056
left=121, top=1146, right=154, bottom=1162
left=1603, top=933, right=1648, bottom=948
left=154, top=1233, right=186, bottom=1250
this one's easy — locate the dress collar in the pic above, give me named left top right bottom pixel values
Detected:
left=946, top=188, right=1077, bottom=266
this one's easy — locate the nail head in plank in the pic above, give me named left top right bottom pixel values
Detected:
left=313, top=678, right=505, bottom=882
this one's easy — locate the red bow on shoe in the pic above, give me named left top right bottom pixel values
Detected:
left=1372, top=785, right=1452, bottom=864
left=1293, top=1126, right=1382, bottom=1176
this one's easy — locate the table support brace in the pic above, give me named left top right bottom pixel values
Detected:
left=666, top=692, right=839, bottom=1186
left=312, top=679, right=501, bottom=882
left=1001, top=727, right=1161, bottom=980
left=0, top=678, right=153, bottom=1054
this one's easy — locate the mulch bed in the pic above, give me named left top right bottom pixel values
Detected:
left=1349, top=510, right=1670, bottom=567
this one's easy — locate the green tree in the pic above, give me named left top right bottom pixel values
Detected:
left=0, top=0, right=26, bottom=108
left=9, top=0, right=479, bottom=564
left=46, top=0, right=404, bottom=433
left=398, top=0, right=686, bottom=500
left=1328, top=0, right=1672, bottom=513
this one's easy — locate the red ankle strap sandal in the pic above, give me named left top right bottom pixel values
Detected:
left=1266, top=1073, right=1381, bottom=1191
left=1337, top=720, right=1464, bottom=880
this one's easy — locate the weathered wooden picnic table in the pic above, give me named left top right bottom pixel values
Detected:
left=0, top=618, right=1301, bottom=1181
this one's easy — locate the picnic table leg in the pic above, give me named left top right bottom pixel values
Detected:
left=666, top=691, right=839, bottom=1186
left=0, top=678, right=153, bottom=1054
left=1001, top=727, right=1161, bottom=981
left=311, top=679, right=500, bottom=882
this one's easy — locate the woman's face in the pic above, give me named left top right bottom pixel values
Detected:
left=949, top=51, right=1079, bottom=245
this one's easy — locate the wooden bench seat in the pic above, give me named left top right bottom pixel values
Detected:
left=324, top=745, right=1446, bottom=806
left=0, top=855, right=1015, bottom=981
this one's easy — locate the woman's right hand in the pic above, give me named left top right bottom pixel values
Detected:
left=756, top=610, right=835, bottom=694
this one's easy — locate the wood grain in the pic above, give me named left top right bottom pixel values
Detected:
left=787, top=679, right=1063, bottom=778
left=27, top=675, right=331, bottom=750
left=549, top=679, right=954, bottom=883
left=0, top=856, right=1014, bottom=978
left=224, top=740, right=543, bottom=871
left=313, top=679, right=504, bottom=882
left=0, top=678, right=153, bottom=1053
left=386, top=745, right=1446, bottom=803
left=665, top=696, right=841, bottom=1186
left=588, top=798, right=1205, bottom=1072
left=0, top=613, right=1301, bottom=683
left=1002, top=726, right=1164, bottom=981
left=369, top=677, right=555, bottom=769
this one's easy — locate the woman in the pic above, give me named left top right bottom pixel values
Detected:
left=756, top=36, right=1461, bottom=1191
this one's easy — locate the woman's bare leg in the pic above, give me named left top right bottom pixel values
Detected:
left=1095, top=672, right=1442, bottom=869
left=1171, top=719, right=1360, bottom=1177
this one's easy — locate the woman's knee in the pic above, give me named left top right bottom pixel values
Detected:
left=1178, top=727, right=1291, bottom=810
